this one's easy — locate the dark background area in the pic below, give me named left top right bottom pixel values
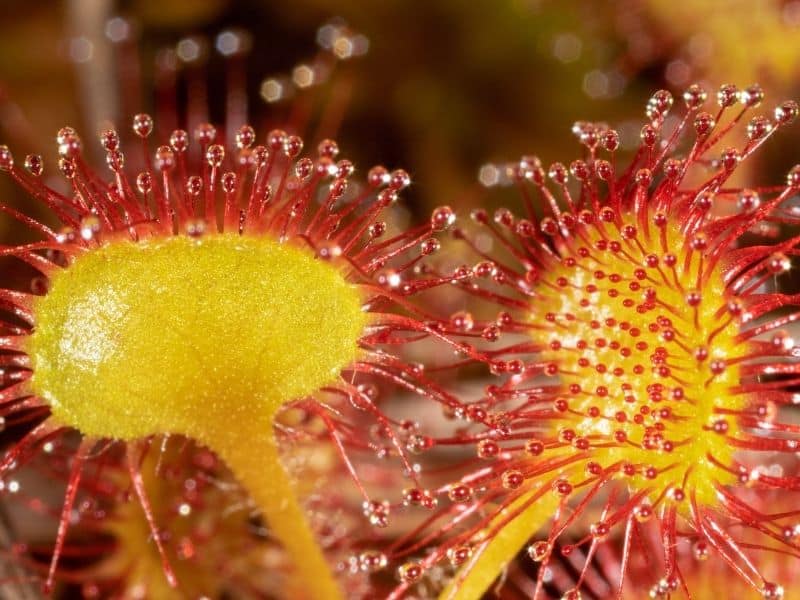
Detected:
left=2, top=0, right=799, bottom=218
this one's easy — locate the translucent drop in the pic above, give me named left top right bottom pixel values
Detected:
left=747, top=116, right=773, bottom=141
left=552, top=479, right=572, bottom=496
left=450, top=311, right=474, bottom=332
left=195, top=123, right=217, bottom=145
left=136, top=172, right=152, bottom=194
left=787, top=165, right=800, bottom=188
left=221, top=172, right=237, bottom=194
left=284, top=135, right=304, bottom=158
left=775, top=100, right=798, bottom=125
left=206, top=144, right=225, bottom=168
left=738, top=189, right=760, bottom=213
left=527, top=540, right=550, bottom=562
left=24, top=154, right=43, bottom=176
left=362, top=499, right=390, bottom=528
left=132, top=114, right=153, bottom=138
left=79, top=216, right=101, bottom=241
left=501, top=470, right=524, bottom=490
left=649, top=586, right=668, bottom=599
left=106, top=150, right=124, bottom=171
left=693, top=112, right=715, bottom=137
left=397, top=561, right=423, bottom=583
left=692, top=540, right=709, bottom=560
left=634, top=503, right=653, bottom=522
left=762, top=582, right=784, bottom=599
left=648, top=90, right=673, bottom=117
left=100, top=129, right=119, bottom=152
left=186, top=176, right=203, bottom=197
left=420, top=238, right=440, bottom=255
left=683, top=84, right=707, bottom=110
left=406, top=434, right=433, bottom=454
left=59, top=158, right=76, bottom=179
left=368, top=165, right=389, bottom=187
left=154, top=146, right=174, bottom=172
left=58, top=132, right=82, bottom=158
left=184, top=219, right=206, bottom=237
left=318, top=139, right=339, bottom=158
left=739, top=84, right=764, bottom=108
left=235, top=125, right=255, bottom=149
left=295, top=158, right=313, bottom=179
left=431, top=206, right=456, bottom=231
left=316, top=241, right=342, bottom=261
left=447, top=545, right=472, bottom=566
left=389, top=169, right=411, bottom=190
left=0, top=145, right=14, bottom=171
left=170, top=130, right=189, bottom=153
left=56, top=127, right=77, bottom=145
left=590, top=521, right=609, bottom=540
left=717, top=83, right=738, bottom=107
left=447, top=484, right=473, bottom=503
left=376, top=268, right=402, bottom=289
left=358, top=550, right=387, bottom=572
left=476, top=439, right=499, bottom=459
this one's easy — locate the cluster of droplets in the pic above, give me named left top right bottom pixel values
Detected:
left=362, top=84, right=800, bottom=600
left=1, top=114, right=444, bottom=253
left=0, top=104, right=502, bottom=599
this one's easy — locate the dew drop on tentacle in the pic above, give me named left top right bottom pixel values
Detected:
left=527, top=540, right=551, bottom=562
left=362, top=499, right=391, bottom=528
left=24, top=154, right=43, bottom=176
left=132, top=114, right=154, bottom=139
left=0, top=145, right=14, bottom=171
left=762, top=582, right=785, bottom=599
left=447, top=545, right=473, bottom=566
left=358, top=550, right=388, bottom=573
left=397, top=561, right=424, bottom=584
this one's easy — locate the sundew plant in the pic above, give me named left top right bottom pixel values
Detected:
left=384, top=84, right=800, bottom=600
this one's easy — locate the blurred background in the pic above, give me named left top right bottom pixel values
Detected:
left=2, top=0, right=800, bottom=224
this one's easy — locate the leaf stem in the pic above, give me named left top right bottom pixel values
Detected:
left=440, top=488, right=560, bottom=600
left=214, top=418, right=343, bottom=600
